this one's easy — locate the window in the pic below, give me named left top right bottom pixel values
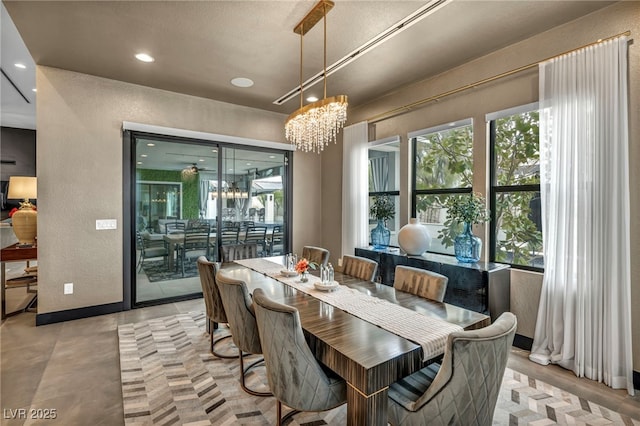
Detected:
left=488, top=104, right=543, bottom=270
left=410, top=120, right=473, bottom=255
left=368, top=137, right=400, bottom=246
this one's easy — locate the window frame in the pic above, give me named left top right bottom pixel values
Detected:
left=409, top=119, right=474, bottom=256
left=488, top=103, right=543, bottom=272
left=368, top=136, right=401, bottom=247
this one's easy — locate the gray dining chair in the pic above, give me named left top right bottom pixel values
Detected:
left=393, top=265, right=448, bottom=302
left=341, top=254, right=378, bottom=282
left=253, top=288, right=347, bottom=425
left=220, top=243, right=258, bottom=263
left=215, top=270, right=272, bottom=397
left=387, top=312, right=517, bottom=426
left=136, top=232, right=168, bottom=272
left=302, top=246, right=330, bottom=267
left=196, top=256, right=237, bottom=359
left=176, top=224, right=210, bottom=276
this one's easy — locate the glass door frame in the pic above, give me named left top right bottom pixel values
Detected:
left=123, top=130, right=293, bottom=309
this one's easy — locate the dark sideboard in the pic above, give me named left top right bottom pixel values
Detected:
left=355, top=247, right=510, bottom=321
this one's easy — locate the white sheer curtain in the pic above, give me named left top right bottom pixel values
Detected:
left=530, top=36, right=633, bottom=394
left=342, top=122, right=369, bottom=258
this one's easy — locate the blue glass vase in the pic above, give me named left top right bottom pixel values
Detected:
left=454, top=222, right=482, bottom=263
left=371, top=219, right=391, bottom=250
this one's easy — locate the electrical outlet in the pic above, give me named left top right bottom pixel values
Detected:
left=64, top=282, right=73, bottom=294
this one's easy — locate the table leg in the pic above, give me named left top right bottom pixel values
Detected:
left=1, top=261, right=6, bottom=321
left=346, top=383, right=388, bottom=426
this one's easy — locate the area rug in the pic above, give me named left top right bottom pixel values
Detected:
left=142, top=260, right=199, bottom=283
left=118, top=312, right=639, bottom=425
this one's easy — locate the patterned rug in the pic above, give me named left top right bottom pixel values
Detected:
left=142, top=260, right=199, bottom=283
left=118, top=312, right=639, bottom=425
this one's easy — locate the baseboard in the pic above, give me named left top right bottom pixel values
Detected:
left=513, top=333, right=533, bottom=351
left=36, top=301, right=124, bottom=326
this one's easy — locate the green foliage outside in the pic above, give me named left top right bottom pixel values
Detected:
left=493, top=111, right=542, bottom=265
left=414, top=112, right=542, bottom=267
left=138, top=168, right=199, bottom=219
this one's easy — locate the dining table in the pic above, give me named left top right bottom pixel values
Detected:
left=220, top=256, right=490, bottom=426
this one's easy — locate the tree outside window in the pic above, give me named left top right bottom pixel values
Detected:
left=490, top=109, right=543, bottom=269
left=412, top=120, right=473, bottom=255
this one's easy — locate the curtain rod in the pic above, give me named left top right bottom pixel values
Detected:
left=366, top=30, right=631, bottom=124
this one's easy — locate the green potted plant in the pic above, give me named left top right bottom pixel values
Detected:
left=444, top=192, right=490, bottom=262
left=370, top=195, right=395, bottom=249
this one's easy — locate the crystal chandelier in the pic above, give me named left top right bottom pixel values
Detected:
left=284, top=0, right=348, bottom=153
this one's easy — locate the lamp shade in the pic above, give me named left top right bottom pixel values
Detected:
left=8, top=176, right=37, bottom=200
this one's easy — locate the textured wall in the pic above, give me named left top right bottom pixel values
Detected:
left=36, top=66, right=320, bottom=314
left=322, top=2, right=640, bottom=367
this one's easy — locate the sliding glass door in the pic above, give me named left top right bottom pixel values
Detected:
left=130, top=133, right=290, bottom=306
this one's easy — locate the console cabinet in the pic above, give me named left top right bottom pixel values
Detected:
left=355, top=247, right=510, bottom=320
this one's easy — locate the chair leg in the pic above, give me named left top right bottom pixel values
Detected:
left=239, top=350, right=272, bottom=397
left=211, top=333, right=238, bottom=359
left=277, top=400, right=301, bottom=426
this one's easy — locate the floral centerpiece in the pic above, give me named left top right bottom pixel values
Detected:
left=444, top=192, right=490, bottom=263
left=295, top=258, right=317, bottom=282
left=370, top=195, right=395, bottom=249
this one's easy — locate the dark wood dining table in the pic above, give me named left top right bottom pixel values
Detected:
left=220, top=257, right=490, bottom=426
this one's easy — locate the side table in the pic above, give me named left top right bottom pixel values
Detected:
left=1, top=243, right=38, bottom=320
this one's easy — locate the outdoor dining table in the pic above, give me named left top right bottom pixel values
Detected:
left=221, top=256, right=490, bottom=426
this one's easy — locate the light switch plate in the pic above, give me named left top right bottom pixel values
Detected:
left=96, top=219, right=117, bottom=230
left=64, top=282, right=73, bottom=294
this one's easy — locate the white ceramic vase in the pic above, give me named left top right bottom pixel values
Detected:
left=397, top=218, right=431, bottom=255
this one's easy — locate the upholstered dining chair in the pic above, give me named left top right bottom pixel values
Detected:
left=215, top=270, right=272, bottom=397
left=387, top=312, right=517, bottom=426
left=252, top=288, right=347, bottom=426
left=220, top=243, right=258, bottom=263
left=302, top=246, right=330, bottom=267
left=341, top=254, right=379, bottom=282
left=393, top=265, right=448, bottom=302
left=196, top=256, right=237, bottom=359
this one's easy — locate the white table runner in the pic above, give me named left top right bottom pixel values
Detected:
left=233, top=258, right=463, bottom=361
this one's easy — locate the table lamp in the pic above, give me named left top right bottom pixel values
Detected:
left=7, top=176, right=37, bottom=246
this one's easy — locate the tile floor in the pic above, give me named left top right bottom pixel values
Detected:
left=1, top=275, right=639, bottom=425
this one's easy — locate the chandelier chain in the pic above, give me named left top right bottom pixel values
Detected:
left=284, top=0, right=348, bottom=154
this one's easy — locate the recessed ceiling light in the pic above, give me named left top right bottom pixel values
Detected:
left=212, top=149, right=217, bottom=153
left=140, top=154, right=148, bottom=158
left=228, top=168, right=233, bottom=171
left=137, top=161, right=143, bottom=165
left=231, top=77, right=254, bottom=88
left=146, top=143, right=155, bottom=147
left=269, top=155, right=275, bottom=159
left=135, top=53, right=155, bottom=63
left=32, top=88, right=37, bottom=92
left=199, top=159, right=205, bottom=162
left=14, top=63, right=26, bottom=69
left=246, top=163, right=251, bottom=166
left=306, top=96, right=318, bottom=102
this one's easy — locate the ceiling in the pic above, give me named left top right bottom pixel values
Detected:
left=1, top=2, right=36, bottom=129
left=2, top=0, right=616, bottom=132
